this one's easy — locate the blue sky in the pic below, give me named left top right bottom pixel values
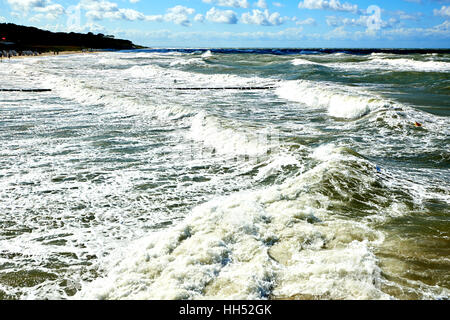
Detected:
left=1, top=0, right=449, bottom=48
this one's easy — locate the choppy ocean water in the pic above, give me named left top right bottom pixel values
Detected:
left=0, top=49, right=449, bottom=300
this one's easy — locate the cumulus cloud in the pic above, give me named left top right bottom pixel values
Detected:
left=33, top=3, right=65, bottom=20
left=203, top=0, right=250, bottom=9
left=194, top=14, right=205, bottom=23
left=326, top=14, right=398, bottom=29
left=7, top=0, right=50, bottom=12
left=145, top=15, right=163, bottom=22
left=78, top=1, right=194, bottom=26
left=296, top=17, right=316, bottom=25
left=206, top=7, right=238, bottom=24
left=164, top=5, right=195, bottom=26
left=324, top=26, right=348, bottom=39
left=79, top=0, right=120, bottom=20
left=434, top=5, right=450, bottom=17
left=326, top=16, right=399, bottom=28
left=255, top=0, right=268, bottom=8
left=7, top=0, right=65, bottom=18
left=319, top=19, right=450, bottom=42
left=298, top=0, right=358, bottom=13
left=87, top=8, right=147, bottom=21
left=79, top=0, right=117, bottom=13
left=241, top=9, right=288, bottom=26
left=382, top=20, right=450, bottom=39
left=46, top=21, right=106, bottom=33
left=394, top=10, right=423, bottom=21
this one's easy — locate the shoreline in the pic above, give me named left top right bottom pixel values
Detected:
left=0, top=50, right=102, bottom=61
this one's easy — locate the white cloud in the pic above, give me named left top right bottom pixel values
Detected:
left=86, top=7, right=148, bottom=21
left=46, top=21, right=106, bottom=33
left=272, top=2, right=283, bottom=7
left=79, top=0, right=118, bottom=14
left=31, top=3, right=65, bottom=20
left=164, top=5, right=195, bottom=26
left=324, top=26, right=349, bottom=40
left=80, top=0, right=155, bottom=22
left=382, top=21, right=450, bottom=39
left=321, top=19, right=450, bottom=41
left=298, top=0, right=358, bottom=13
left=206, top=7, right=238, bottom=24
left=434, top=6, right=450, bottom=17
left=296, top=17, right=316, bottom=25
left=78, top=2, right=195, bottom=26
left=113, top=8, right=145, bottom=21
left=202, top=0, right=250, bottom=9
left=326, top=15, right=398, bottom=29
left=7, top=0, right=49, bottom=12
left=241, top=9, right=287, bottom=26
left=7, top=0, right=65, bottom=18
left=394, top=10, right=423, bottom=21
left=85, top=7, right=147, bottom=21
left=145, top=15, right=163, bottom=22
left=255, top=0, right=267, bottom=9
left=29, top=13, right=53, bottom=22
left=194, top=14, right=205, bottom=23
left=326, top=15, right=366, bottom=27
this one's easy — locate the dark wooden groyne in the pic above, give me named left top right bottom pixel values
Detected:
left=151, top=86, right=276, bottom=91
left=0, top=87, right=277, bottom=93
left=0, top=89, right=52, bottom=92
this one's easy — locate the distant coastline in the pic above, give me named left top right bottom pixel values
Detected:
left=0, top=23, right=144, bottom=56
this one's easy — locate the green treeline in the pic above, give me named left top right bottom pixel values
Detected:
left=0, top=23, right=142, bottom=52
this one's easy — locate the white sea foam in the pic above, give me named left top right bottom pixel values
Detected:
left=75, top=145, right=392, bottom=300
left=328, top=56, right=450, bottom=73
left=368, top=58, right=450, bottom=72
left=254, top=153, right=302, bottom=181
left=189, top=111, right=279, bottom=157
left=97, top=57, right=131, bottom=66
left=291, top=58, right=323, bottom=66
left=39, top=73, right=193, bottom=120
left=275, top=80, right=392, bottom=119
left=169, top=58, right=205, bottom=67
left=201, top=50, right=213, bottom=58
left=125, top=63, right=269, bottom=89
left=369, top=53, right=395, bottom=58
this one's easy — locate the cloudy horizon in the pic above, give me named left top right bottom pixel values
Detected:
left=0, top=0, right=449, bottom=48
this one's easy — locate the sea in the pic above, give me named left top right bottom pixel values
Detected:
left=0, top=48, right=449, bottom=300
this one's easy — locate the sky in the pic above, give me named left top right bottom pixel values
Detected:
left=0, top=0, right=449, bottom=48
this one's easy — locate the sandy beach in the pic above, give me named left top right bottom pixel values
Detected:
left=0, top=50, right=99, bottom=61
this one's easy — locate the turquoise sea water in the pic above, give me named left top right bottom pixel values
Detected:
left=0, top=49, right=448, bottom=299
